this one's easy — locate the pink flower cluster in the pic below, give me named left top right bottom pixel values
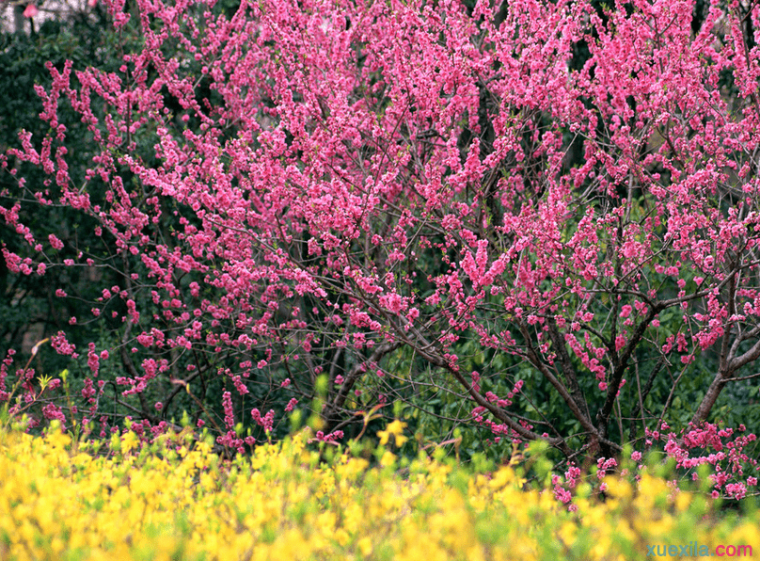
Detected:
left=5, top=0, right=760, bottom=470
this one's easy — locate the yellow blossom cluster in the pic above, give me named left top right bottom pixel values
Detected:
left=0, top=422, right=758, bottom=561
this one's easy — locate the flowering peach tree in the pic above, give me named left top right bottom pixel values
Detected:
left=3, top=0, right=760, bottom=472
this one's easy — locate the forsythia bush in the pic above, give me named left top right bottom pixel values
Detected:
left=1, top=422, right=759, bottom=561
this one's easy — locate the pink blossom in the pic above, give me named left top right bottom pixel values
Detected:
left=48, top=234, right=64, bottom=250
left=6, top=0, right=760, bottom=479
left=315, top=430, right=344, bottom=443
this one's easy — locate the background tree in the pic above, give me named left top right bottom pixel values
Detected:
left=0, top=4, right=147, bottom=425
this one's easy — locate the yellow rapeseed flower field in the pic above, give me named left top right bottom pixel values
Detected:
left=0, top=422, right=758, bottom=560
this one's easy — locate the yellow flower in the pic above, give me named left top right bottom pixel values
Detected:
left=379, top=450, right=397, bottom=467
left=377, top=419, right=408, bottom=447
left=3, top=422, right=760, bottom=561
left=357, top=536, right=373, bottom=556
